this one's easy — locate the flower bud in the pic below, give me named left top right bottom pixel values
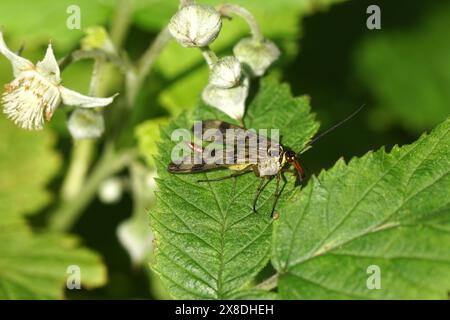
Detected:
left=81, top=26, right=116, bottom=55
left=202, top=77, right=249, bottom=120
left=98, top=177, right=123, bottom=204
left=209, top=56, right=242, bottom=89
left=117, top=218, right=153, bottom=266
left=168, top=4, right=222, bottom=48
left=67, top=108, right=105, bottom=140
left=233, top=37, right=280, bottom=77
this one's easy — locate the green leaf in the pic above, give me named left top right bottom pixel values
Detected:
left=144, top=0, right=346, bottom=114
left=245, top=76, right=319, bottom=152
left=0, top=101, right=106, bottom=300
left=273, top=117, right=450, bottom=299
left=0, top=222, right=107, bottom=299
left=228, top=290, right=278, bottom=300
left=0, top=0, right=112, bottom=51
left=0, top=117, right=61, bottom=224
left=150, top=76, right=319, bottom=299
left=356, top=3, right=450, bottom=132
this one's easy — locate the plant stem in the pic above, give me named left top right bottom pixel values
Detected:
left=51, top=0, right=176, bottom=232
left=60, top=57, right=104, bottom=201
left=89, top=58, right=104, bottom=96
left=125, top=0, right=192, bottom=104
left=58, top=49, right=128, bottom=73
left=49, top=147, right=136, bottom=231
left=60, top=140, right=95, bottom=201
left=52, top=0, right=134, bottom=232
left=126, top=27, right=172, bottom=105
left=254, top=273, right=279, bottom=291
left=200, top=46, right=218, bottom=68
left=110, top=0, right=133, bottom=49
left=217, top=4, right=264, bottom=43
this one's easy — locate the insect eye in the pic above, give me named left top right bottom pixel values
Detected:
left=285, top=150, right=295, bottom=162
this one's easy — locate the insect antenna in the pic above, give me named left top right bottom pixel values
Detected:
left=297, top=104, right=366, bottom=186
left=306, top=104, right=366, bottom=148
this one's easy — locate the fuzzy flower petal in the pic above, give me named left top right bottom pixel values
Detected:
left=36, top=44, right=61, bottom=84
left=209, top=56, right=242, bottom=89
left=169, top=4, right=222, bottom=48
left=0, top=32, right=116, bottom=130
left=202, top=77, right=249, bottom=120
left=60, top=86, right=117, bottom=108
left=233, top=37, right=280, bottom=77
left=68, top=108, right=105, bottom=140
left=0, top=32, right=33, bottom=77
left=2, top=71, right=61, bottom=130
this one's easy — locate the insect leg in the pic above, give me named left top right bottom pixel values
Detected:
left=197, top=170, right=252, bottom=183
left=271, top=173, right=288, bottom=217
left=253, top=177, right=273, bottom=213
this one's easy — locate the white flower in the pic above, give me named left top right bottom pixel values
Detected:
left=233, top=37, right=280, bottom=77
left=209, top=56, right=242, bottom=89
left=202, top=76, right=249, bottom=120
left=168, top=4, right=222, bottom=48
left=0, top=32, right=116, bottom=130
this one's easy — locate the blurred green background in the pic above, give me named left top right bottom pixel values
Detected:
left=0, top=0, right=449, bottom=299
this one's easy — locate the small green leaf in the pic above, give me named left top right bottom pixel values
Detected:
left=0, top=117, right=60, bottom=224
left=0, top=222, right=107, bottom=299
left=150, top=76, right=319, bottom=299
left=273, top=117, right=450, bottom=299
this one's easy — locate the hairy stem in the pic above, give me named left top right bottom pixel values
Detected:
left=200, top=46, right=218, bottom=68
left=217, top=4, right=264, bottom=43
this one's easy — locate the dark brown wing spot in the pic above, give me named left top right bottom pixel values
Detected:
left=168, top=163, right=181, bottom=172
left=219, top=122, right=231, bottom=131
left=191, top=164, right=206, bottom=172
